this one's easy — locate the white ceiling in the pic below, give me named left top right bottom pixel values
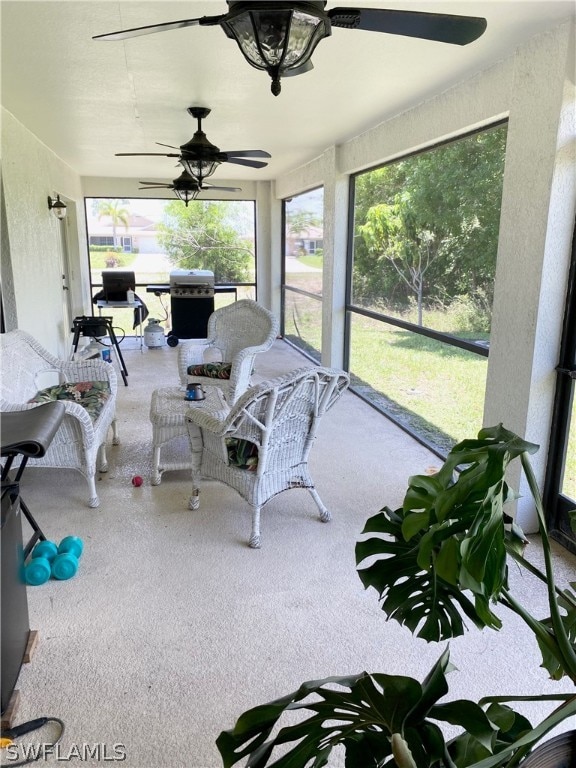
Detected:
left=2, top=1, right=574, bottom=185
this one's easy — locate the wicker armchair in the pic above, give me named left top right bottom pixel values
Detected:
left=0, top=329, right=119, bottom=507
left=186, top=366, right=350, bottom=548
left=177, top=299, right=279, bottom=404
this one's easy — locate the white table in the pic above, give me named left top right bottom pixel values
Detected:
left=149, top=385, right=227, bottom=486
left=96, top=299, right=144, bottom=352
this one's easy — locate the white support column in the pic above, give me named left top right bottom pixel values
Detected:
left=484, top=23, right=575, bottom=530
left=321, top=147, right=349, bottom=369
left=255, top=180, right=279, bottom=315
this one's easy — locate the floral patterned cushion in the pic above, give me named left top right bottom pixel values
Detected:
left=225, top=437, right=259, bottom=471
left=187, top=362, right=232, bottom=380
left=29, top=381, right=111, bottom=421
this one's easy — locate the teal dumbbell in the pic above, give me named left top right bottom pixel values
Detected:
left=32, top=540, right=59, bottom=562
left=58, top=536, right=84, bottom=559
left=51, top=536, right=84, bottom=580
left=25, top=540, right=58, bottom=585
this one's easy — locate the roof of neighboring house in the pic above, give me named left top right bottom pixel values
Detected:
left=86, top=212, right=159, bottom=237
left=127, top=214, right=155, bottom=228
left=288, top=226, right=324, bottom=240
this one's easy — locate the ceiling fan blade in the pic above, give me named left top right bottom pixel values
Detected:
left=202, top=185, right=242, bottom=193
left=92, top=14, right=223, bottom=42
left=223, top=150, right=271, bottom=159
left=224, top=158, right=269, bottom=169
left=282, top=60, right=314, bottom=78
left=115, top=152, right=181, bottom=157
left=156, top=142, right=181, bottom=150
left=328, top=8, right=487, bottom=46
left=138, top=182, right=172, bottom=187
left=139, top=185, right=172, bottom=190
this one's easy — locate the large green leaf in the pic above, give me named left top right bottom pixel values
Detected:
left=216, top=649, right=558, bottom=768
left=447, top=701, right=533, bottom=768
left=536, top=583, right=576, bottom=680
left=216, top=650, right=491, bottom=768
left=355, top=425, right=536, bottom=642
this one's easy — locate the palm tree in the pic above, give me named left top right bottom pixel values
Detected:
left=94, top=199, right=130, bottom=248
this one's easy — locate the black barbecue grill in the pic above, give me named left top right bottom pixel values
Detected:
left=167, top=269, right=215, bottom=346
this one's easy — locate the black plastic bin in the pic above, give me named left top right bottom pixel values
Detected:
left=1, top=483, right=30, bottom=714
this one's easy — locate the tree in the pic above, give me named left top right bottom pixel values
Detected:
left=286, top=208, right=323, bottom=258
left=353, top=124, right=507, bottom=320
left=93, top=199, right=130, bottom=248
left=157, top=200, right=253, bottom=283
left=286, top=210, right=322, bottom=236
left=359, top=199, right=445, bottom=325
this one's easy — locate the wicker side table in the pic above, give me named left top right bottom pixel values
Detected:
left=149, top=385, right=226, bottom=485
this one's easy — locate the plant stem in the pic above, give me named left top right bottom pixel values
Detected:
left=520, top=453, right=576, bottom=680
left=505, top=547, right=575, bottom=607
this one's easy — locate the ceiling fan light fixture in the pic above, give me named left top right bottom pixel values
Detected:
left=222, top=2, right=329, bottom=95
left=179, top=111, right=223, bottom=181
left=172, top=169, right=201, bottom=206
left=179, top=156, right=220, bottom=183
left=174, top=187, right=198, bottom=206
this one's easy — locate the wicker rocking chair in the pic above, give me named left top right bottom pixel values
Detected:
left=0, top=329, right=119, bottom=507
left=186, top=366, right=350, bottom=548
left=177, top=299, right=279, bottom=404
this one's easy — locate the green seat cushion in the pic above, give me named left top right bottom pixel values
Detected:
left=29, top=381, right=111, bottom=421
left=225, top=437, right=259, bottom=471
left=187, top=362, right=232, bottom=380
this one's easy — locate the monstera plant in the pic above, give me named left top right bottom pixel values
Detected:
left=216, top=425, right=576, bottom=768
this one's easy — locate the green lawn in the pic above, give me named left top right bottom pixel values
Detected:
left=348, top=314, right=488, bottom=454
left=284, top=278, right=576, bottom=496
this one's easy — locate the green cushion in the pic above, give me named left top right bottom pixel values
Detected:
left=225, top=437, right=259, bottom=471
left=29, top=381, right=111, bottom=421
left=187, top=362, right=232, bottom=380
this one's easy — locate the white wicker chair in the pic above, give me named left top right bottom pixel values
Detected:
left=0, top=329, right=119, bottom=507
left=177, top=299, right=280, bottom=404
left=148, top=300, right=278, bottom=484
left=186, top=366, right=350, bottom=548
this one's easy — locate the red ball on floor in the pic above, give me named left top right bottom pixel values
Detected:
left=131, top=476, right=143, bottom=487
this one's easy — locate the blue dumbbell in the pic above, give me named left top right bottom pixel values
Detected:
left=51, top=536, right=84, bottom=581
left=58, top=536, right=84, bottom=559
left=25, top=540, right=59, bottom=586
left=32, top=540, right=59, bottom=562
left=25, top=556, right=52, bottom=586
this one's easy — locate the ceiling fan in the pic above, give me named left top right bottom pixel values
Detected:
left=116, top=106, right=270, bottom=182
left=138, top=170, right=242, bottom=206
left=93, top=1, right=488, bottom=96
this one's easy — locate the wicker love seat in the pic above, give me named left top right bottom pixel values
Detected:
left=0, top=329, right=119, bottom=507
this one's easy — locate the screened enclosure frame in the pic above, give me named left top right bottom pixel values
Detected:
left=280, top=187, right=324, bottom=364
left=544, top=217, right=576, bottom=555
left=343, top=120, right=508, bottom=459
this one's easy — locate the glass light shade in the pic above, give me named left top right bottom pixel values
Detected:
left=222, top=4, right=329, bottom=94
left=174, top=187, right=198, bottom=206
left=172, top=171, right=201, bottom=205
left=179, top=157, right=219, bottom=183
left=48, top=194, right=67, bottom=219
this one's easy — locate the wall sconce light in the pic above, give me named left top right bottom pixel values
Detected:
left=47, top=194, right=67, bottom=220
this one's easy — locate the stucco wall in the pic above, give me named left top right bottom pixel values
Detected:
left=2, top=108, right=91, bottom=356
left=486, top=24, right=576, bottom=526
